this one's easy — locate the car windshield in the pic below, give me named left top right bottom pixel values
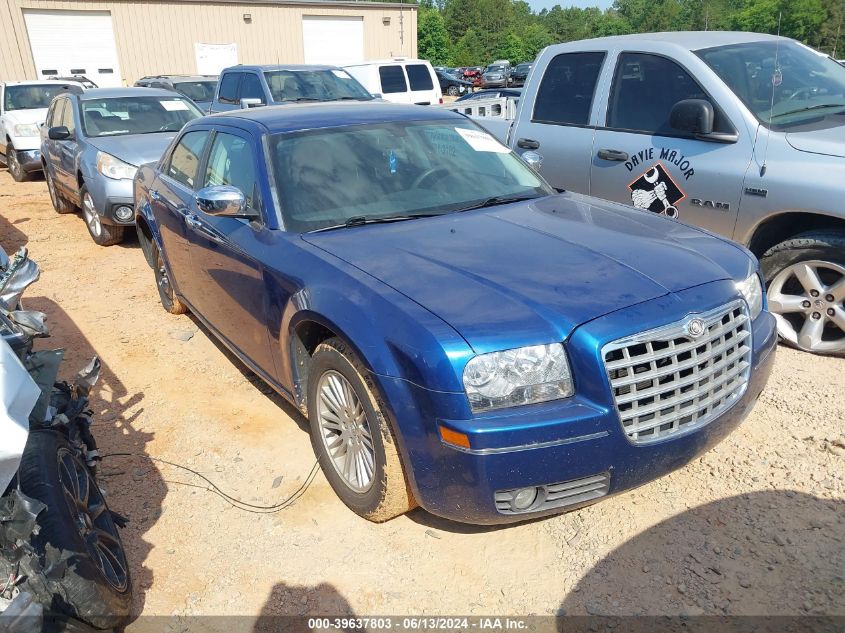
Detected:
left=263, top=69, right=373, bottom=102
left=80, top=96, right=202, bottom=137
left=174, top=81, right=217, bottom=102
left=487, top=65, right=506, bottom=74
left=516, top=65, right=530, bottom=73
left=269, top=119, right=552, bottom=232
left=698, top=40, right=845, bottom=127
left=4, top=84, right=82, bottom=111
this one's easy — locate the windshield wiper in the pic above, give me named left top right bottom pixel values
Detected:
left=770, top=103, right=845, bottom=120
left=309, top=213, right=443, bottom=233
left=453, top=193, right=543, bottom=213
left=282, top=97, right=322, bottom=103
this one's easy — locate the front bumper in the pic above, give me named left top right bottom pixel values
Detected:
left=380, top=280, right=778, bottom=524
left=481, top=79, right=507, bottom=88
left=16, top=149, right=42, bottom=173
left=86, top=173, right=136, bottom=226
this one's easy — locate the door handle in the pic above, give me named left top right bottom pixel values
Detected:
left=150, top=190, right=162, bottom=201
left=597, top=148, right=629, bottom=162
left=517, top=138, right=540, bottom=150
left=185, top=214, right=202, bottom=229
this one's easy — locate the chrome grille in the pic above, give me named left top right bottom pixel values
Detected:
left=603, top=300, right=752, bottom=445
left=494, top=472, right=610, bottom=515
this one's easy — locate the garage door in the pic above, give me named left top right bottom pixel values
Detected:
left=302, top=16, right=364, bottom=66
left=24, top=10, right=122, bottom=88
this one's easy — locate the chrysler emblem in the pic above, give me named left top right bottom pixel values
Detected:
left=686, top=318, right=706, bottom=338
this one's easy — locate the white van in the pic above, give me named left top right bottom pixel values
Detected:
left=342, top=59, right=442, bottom=105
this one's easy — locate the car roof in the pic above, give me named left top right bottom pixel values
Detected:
left=222, top=64, right=339, bottom=73
left=548, top=31, right=785, bottom=52
left=140, top=75, right=217, bottom=82
left=2, top=79, right=86, bottom=87
left=204, top=101, right=464, bottom=134
left=343, top=58, right=431, bottom=67
left=79, top=87, right=184, bottom=100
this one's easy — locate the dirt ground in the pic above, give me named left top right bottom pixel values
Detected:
left=1, top=169, right=843, bottom=629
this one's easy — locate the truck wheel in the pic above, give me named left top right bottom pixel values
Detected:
left=307, top=337, right=415, bottom=522
left=447, top=86, right=459, bottom=97
left=46, top=169, right=76, bottom=214
left=81, top=185, right=125, bottom=246
left=761, top=230, right=845, bottom=356
left=17, top=430, right=131, bottom=629
left=6, top=146, right=30, bottom=182
left=153, top=243, right=188, bottom=314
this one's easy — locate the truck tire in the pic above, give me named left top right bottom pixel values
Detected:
left=307, top=337, right=415, bottom=522
left=81, top=185, right=125, bottom=246
left=6, top=145, right=31, bottom=182
left=447, top=86, right=459, bottom=97
left=760, top=230, right=845, bottom=356
left=46, top=169, right=76, bottom=214
left=16, top=430, right=131, bottom=629
left=153, top=243, right=188, bottom=314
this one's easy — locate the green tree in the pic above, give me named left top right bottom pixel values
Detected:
left=451, top=28, right=486, bottom=65
left=418, top=7, right=452, bottom=65
left=494, top=32, right=529, bottom=63
left=521, top=23, right=556, bottom=59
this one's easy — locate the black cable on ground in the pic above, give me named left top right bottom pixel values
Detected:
left=100, top=453, right=321, bottom=514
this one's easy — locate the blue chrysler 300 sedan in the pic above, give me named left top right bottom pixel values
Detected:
left=134, top=102, right=777, bottom=524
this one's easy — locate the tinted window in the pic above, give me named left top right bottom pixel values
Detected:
left=263, top=69, right=372, bottom=102
left=608, top=53, right=713, bottom=134
left=217, top=73, right=241, bottom=104
left=204, top=133, right=258, bottom=209
left=47, top=98, right=64, bottom=127
left=4, top=83, right=83, bottom=111
left=59, top=98, right=76, bottom=133
left=239, top=74, right=264, bottom=102
left=379, top=66, right=407, bottom=94
left=173, top=81, right=217, bottom=102
left=167, top=130, right=209, bottom=188
left=533, top=52, right=605, bottom=126
left=406, top=64, right=433, bottom=90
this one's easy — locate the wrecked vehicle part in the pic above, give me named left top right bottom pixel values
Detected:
left=0, top=248, right=40, bottom=312
left=0, top=591, right=43, bottom=633
left=6, top=312, right=49, bottom=340
left=0, top=340, right=40, bottom=493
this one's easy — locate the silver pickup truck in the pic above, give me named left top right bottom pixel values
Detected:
left=478, top=31, right=845, bottom=356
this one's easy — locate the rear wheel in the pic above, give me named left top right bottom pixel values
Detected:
left=153, top=243, right=188, bottom=314
left=6, top=146, right=30, bottom=182
left=446, top=86, right=459, bottom=97
left=761, top=230, right=845, bottom=356
left=81, top=185, right=125, bottom=246
left=46, top=169, right=76, bottom=214
left=307, top=337, right=414, bottom=522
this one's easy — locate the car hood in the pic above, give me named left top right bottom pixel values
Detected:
left=87, top=132, right=177, bottom=167
left=3, top=108, right=48, bottom=127
left=302, top=193, right=753, bottom=353
left=785, top=121, right=845, bottom=158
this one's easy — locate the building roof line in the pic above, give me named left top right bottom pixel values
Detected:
left=95, top=0, right=417, bottom=9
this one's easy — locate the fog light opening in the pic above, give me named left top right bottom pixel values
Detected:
left=511, top=486, right=538, bottom=511
left=115, top=205, right=133, bottom=222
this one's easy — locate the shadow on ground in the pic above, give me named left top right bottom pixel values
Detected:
left=559, top=490, right=845, bottom=618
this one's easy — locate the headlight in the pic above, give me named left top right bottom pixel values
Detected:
left=96, top=152, right=138, bottom=180
left=736, top=273, right=763, bottom=319
left=13, top=124, right=39, bottom=137
left=463, top=343, right=574, bottom=413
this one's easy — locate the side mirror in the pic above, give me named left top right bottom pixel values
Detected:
left=522, top=150, right=543, bottom=172
left=669, top=99, right=714, bottom=136
left=48, top=126, right=71, bottom=140
left=240, top=98, right=264, bottom=109
left=371, top=92, right=383, bottom=99
left=195, top=186, right=254, bottom=218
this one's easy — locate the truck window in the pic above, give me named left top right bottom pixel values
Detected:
left=217, top=73, right=241, bottom=104
left=379, top=66, right=407, bottom=94
left=607, top=53, right=714, bottom=135
left=533, top=52, right=605, bottom=126
left=406, top=64, right=434, bottom=91
left=240, top=73, right=265, bottom=102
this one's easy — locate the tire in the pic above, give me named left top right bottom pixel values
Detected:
left=16, top=430, right=131, bottom=629
left=446, top=86, right=459, bottom=97
left=6, top=145, right=31, bottom=182
left=46, top=168, right=76, bottom=214
left=153, top=242, right=188, bottom=314
left=307, top=337, right=414, bottom=522
left=760, top=230, right=845, bottom=356
left=81, top=184, right=125, bottom=246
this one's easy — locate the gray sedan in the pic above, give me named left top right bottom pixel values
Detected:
left=40, top=87, right=202, bottom=245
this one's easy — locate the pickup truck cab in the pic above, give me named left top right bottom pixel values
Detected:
left=209, top=64, right=373, bottom=113
left=491, top=32, right=845, bottom=356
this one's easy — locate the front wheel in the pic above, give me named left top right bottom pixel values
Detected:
left=6, top=146, right=30, bottom=182
left=761, top=230, right=845, bottom=356
left=307, top=337, right=414, bottom=521
left=81, top=185, right=125, bottom=246
left=446, top=86, right=459, bottom=97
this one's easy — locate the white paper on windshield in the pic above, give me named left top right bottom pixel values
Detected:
left=455, top=127, right=510, bottom=153
left=161, top=100, right=190, bottom=112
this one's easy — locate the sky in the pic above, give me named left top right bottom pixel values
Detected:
left=526, top=0, right=613, bottom=13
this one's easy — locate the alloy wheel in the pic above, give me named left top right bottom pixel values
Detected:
left=767, top=259, right=845, bottom=354
left=82, top=192, right=102, bottom=237
left=316, top=370, right=376, bottom=493
left=57, top=448, right=129, bottom=592
left=7, top=149, right=21, bottom=179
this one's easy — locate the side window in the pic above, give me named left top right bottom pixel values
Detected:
left=239, top=73, right=265, bottom=102
left=378, top=66, right=407, bottom=94
left=217, top=73, right=241, bottom=104
left=533, top=51, right=605, bottom=126
left=203, top=133, right=258, bottom=209
left=47, top=98, right=64, bottom=127
left=406, top=64, right=434, bottom=91
left=166, top=130, right=209, bottom=188
left=607, top=52, right=714, bottom=135
left=59, top=99, right=76, bottom=134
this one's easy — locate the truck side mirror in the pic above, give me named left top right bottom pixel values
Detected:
left=239, top=98, right=264, bottom=109
left=48, top=126, right=71, bottom=140
left=669, top=99, right=714, bottom=136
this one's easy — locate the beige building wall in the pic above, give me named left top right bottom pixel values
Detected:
left=1, top=0, right=417, bottom=84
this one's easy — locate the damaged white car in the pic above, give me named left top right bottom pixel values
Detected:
left=0, top=247, right=131, bottom=631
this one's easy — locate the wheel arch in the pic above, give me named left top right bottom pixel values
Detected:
left=746, top=211, right=845, bottom=259
left=134, top=215, right=156, bottom=268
